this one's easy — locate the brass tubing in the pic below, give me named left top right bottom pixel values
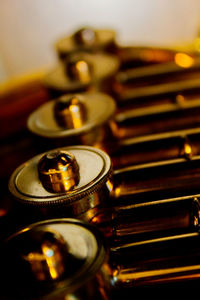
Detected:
left=0, top=219, right=109, bottom=300
left=116, top=77, right=200, bottom=108
left=116, top=55, right=198, bottom=87
left=111, top=100, right=200, bottom=139
left=110, top=232, right=200, bottom=289
left=113, top=155, right=200, bottom=203
left=91, top=195, right=200, bottom=243
left=116, top=46, right=178, bottom=70
left=111, top=127, right=200, bottom=168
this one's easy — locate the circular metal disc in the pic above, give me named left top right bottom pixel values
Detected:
left=43, top=53, right=119, bottom=91
left=1, top=218, right=105, bottom=299
left=9, top=145, right=112, bottom=205
left=27, top=92, right=116, bottom=138
left=55, top=28, right=116, bottom=55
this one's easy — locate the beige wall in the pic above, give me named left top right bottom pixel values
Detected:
left=0, top=0, right=200, bottom=82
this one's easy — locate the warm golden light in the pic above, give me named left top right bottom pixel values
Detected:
left=68, top=97, right=86, bottom=129
left=174, top=53, right=194, bottom=68
left=117, top=264, right=200, bottom=283
left=106, top=179, right=113, bottom=193
left=54, top=95, right=87, bottom=129
left=194, top=37, right=200, bottom=53
left=176, top=94, right=185, bottom=105
left=38, top=150, right=80, bottom=193
left=76, top=60, right=91, bottom=83
left=42, top=244, right=59, bottom=280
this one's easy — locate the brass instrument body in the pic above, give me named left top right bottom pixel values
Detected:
left=92, top=195, right=200, bottom=245
left=4, top=26, right=200, bottom=294
left=111, top=99, right=200, bottom=139
left=115, top=54, right=198, bottom=89
left=113, top=155, right=200, bottom=204
left=110, top=232, right=200, bottom=290
left=111, top=127, right=200, bottom=168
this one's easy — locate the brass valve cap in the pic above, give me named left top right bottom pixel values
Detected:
left=73, top=27, right=97, bottom=46
left=54, top=94, right=87, bottom=128
left=38, top=150, right=80, bottom=193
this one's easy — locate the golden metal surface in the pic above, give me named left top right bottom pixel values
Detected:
left=55, top=27, right=116, bottom=60
left=5, top=26, right=200, bottom=295
left=38, top=150, right=80, bottom=193
left=111, top=99, right=200, bottom=139
left=43, top=52, right=119, bottom=95
left=8, top=146, right=112, bottom=223
left=54, top=94, right=87, bottom=129
left=110, top=127, right=200, bottom=169
left=110, top=232, right=200, bottom=288
left=27, top=92, right=116, bottom=147
left=0, top=219, right=107, bottom=300
left=66, top=53, right=93, bottom=84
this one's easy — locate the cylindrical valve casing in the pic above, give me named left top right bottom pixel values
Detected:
left=8, top=146, right=113, bottom=228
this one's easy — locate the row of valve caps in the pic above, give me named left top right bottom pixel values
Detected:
left=3, top=26, right=200, bottom=298
left=27, top=26, right=200, bottom=169
left=1, top=143, right=200, bottom=299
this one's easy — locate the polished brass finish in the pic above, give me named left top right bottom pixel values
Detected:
left=27, top=92, right=116, bottom=146
left=116, top=46, right=178, bottom=70
left=9, top=145, right=112, bottom=223
left=6, top=26, right=200, bottom=295
left=66, top=53, right=93, bottom=84
left=113, top=155, right=200, bottom=202
left=43, top=52, right=119, bottom=95
left=55, top=27, right=116, bottom=60
left=0, top=219, right=108, bottom=300
left=54, top=94, right=87, bottom=129
left=115, top=77, right=200, bottom=108
left=115, top=53, right=197, bottom=88
left=111, top=99, right=200, bottom=139
left=111, top=232, right=200, bottom=289
left=92, top=195, right=200, bottom=243
left=110, top=127, right=200, bottom=169
left=38, top=150, right=80, bottom=193
left=22, top=228, right=68, bottom=281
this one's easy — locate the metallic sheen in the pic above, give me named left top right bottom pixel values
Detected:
left=38, top=150, right=80, bottom=193
left=0, top=218, right=107, bottom=300
left=54, top=94, right=87, bottom=129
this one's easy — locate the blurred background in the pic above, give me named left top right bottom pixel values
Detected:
left=1, top=0, right=200, bottom=83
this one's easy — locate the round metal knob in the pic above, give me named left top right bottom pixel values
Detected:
left=55, top=27, right=116, bottom=60
left=73, top=27, right=97, bottom=46
left=21, top=228, right=70, bottom=282
left=27, top=92, right=116, bottom=146
left=54, top=94, right=87, bottom=128
left=38, top=150, right=79, bottom=193
left=0, top=219, right=107, bottom=300
left=9, top=146, right=112, bottom=222
left=43, top=52, right=119, bottom=95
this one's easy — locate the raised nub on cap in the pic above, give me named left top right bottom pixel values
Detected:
left=65, top=53, right=93, bottom=83
left=38, top=150, right=80, bottom=193
left=73, top=27, right=97, bottom=46
left=54, top=95, right=87, bottom=128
